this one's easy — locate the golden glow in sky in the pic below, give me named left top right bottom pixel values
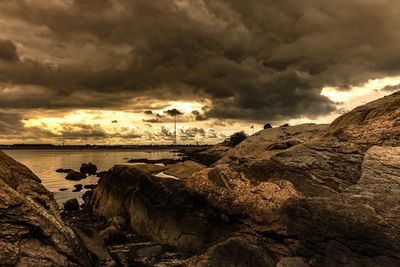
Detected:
left=4, top=78, right=400, bottom=145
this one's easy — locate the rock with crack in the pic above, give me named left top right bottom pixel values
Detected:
left=0, top=151, right=93, bottom=266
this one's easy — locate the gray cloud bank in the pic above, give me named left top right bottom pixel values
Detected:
left=1, top=0, right=400, bottom=123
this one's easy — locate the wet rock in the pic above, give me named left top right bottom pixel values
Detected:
left=136, top=245, right=163, bottom=258
left=73, top=184, right=83, bottom=192
left=84, top=184, right=97, bottom=190
left=66, top=170, right=85, bottom=181
left=80, top=162, right=97, bottom=176
left=64, top=198, right=80, bottom=211
left=0, top=152, right=93, bottom=266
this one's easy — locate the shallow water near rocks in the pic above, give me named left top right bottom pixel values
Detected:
left=4, top=149, right=178, bottom=206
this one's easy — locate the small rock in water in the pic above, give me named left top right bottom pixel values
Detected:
left=64, top=198, right=80, bottom=211
left=66, top=171, right=85, bottom=181
left=136, top=245, right=163, bottom=258
left=84, top=184, right=97, bottom=190
left=73, top=184, right=83, bottom=192
left=80, top=162, right=97, bottom=176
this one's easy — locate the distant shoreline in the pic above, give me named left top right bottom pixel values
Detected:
left=0, top=144, right=212, bottom=151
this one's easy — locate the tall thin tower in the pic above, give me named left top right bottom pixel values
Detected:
left=174, top=114, right=177, bottom=145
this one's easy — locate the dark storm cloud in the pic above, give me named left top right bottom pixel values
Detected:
left=1, top=0, right=400, bottom=121
left=164, top=109, right=184, bottom=117
left=382, top=84, right=400, bottom=92
left=192, top=110, right=207, bottom=121
left=143, top=118, right=163, bottom=123
left=0, top=39, right=19, bottom=62
left=0, top=111, right=24, bottom=134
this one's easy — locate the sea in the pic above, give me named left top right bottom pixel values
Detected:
left=4, top=149, right=178, bottom=206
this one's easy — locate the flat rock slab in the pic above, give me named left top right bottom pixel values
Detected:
left=163, top=160, right=206, bottom=179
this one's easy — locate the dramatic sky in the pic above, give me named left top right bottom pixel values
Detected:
left=1, top=0, right=400, bottom=144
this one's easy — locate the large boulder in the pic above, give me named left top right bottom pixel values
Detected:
left=0, top=151, right=93, bottom=266
left=90, top=165, right=226, bottom=253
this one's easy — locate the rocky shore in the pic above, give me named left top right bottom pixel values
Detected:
left=0, top=91, right=399, bottom=266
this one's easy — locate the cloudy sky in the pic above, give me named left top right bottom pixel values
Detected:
left=1, top=0, right=399, bottom=145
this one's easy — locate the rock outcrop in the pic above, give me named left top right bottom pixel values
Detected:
left=89, top=92, right=400, bottom=266
left=0, top=151, right=93, bottom=266
left=184, top=91, right=400, bottom=266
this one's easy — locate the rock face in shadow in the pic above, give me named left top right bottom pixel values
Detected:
left=0, top=151, right=93, bottom=266
left=285, top=146, right=400, bottom=266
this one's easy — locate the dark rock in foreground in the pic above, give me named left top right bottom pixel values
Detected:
left=64, top=198, right=80, bottom=211
left=0, top=151, right=93, bottom=266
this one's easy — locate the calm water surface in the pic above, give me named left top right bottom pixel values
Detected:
left=4, top=149, right=178, bottom=205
